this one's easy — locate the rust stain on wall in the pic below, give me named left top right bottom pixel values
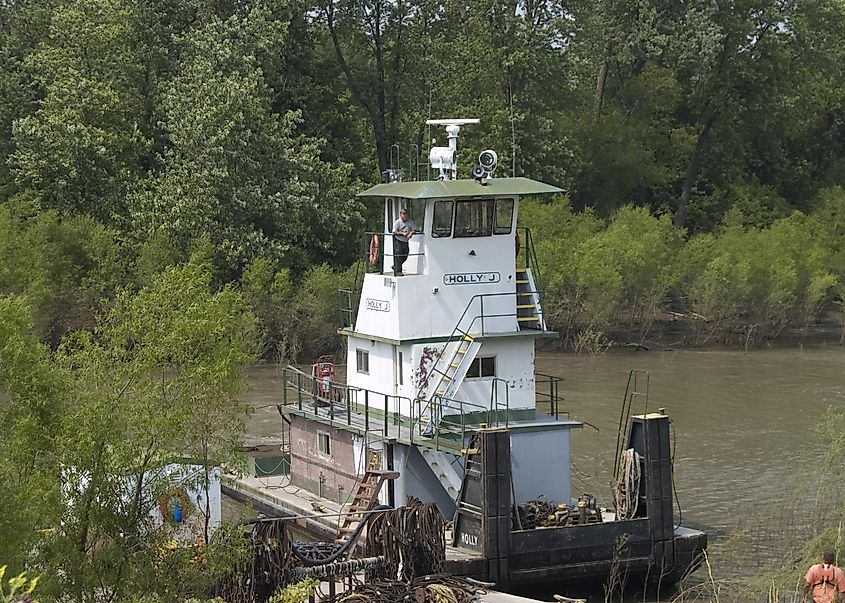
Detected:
left=411, top=345, right=442, bottom=393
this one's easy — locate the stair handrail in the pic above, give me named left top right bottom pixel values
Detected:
left=423, top=392, right=493, bottom=448
left=517, top=226, right=544, bottom=295
left=413, top=289, right=546, bottom=433
left=415, top=289, right=545, bottom=398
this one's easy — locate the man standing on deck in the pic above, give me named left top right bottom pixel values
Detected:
left=391, top=208, right=416, bottom=276
left=804, top=551, right=845, bottom=603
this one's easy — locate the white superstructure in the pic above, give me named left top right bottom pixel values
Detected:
left=286, top=122, right=580, bottom=516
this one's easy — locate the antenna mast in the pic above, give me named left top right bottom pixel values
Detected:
left=426, top=118, right=480, bottom=180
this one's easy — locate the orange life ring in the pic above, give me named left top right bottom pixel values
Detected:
left=368, top=234, right=380, bottom=265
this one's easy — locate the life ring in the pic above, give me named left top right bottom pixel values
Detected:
left=159, top=487, right=192, bottom=525
left=368, top=234, right=380, bottom=265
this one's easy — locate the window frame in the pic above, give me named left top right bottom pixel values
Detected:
left=431, top=200, right=454, bottom=238
left=494, top=198, right=515, bottom=235
left=356, top=349, right=369, bottom=374
left=317, top=431, right=331, bottom=456
left=465, top=355, right=496, bottom=379
left=408, top=199, right=425, bottom=233
left=454, top=199, right=494, bottom=238
left=387, top=198, right=424, bottom=234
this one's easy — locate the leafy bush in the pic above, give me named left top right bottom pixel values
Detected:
left=521, top=199, right=683, bottom=346
left=679, top=211, right=836, bottom=345
left=242, top=260, right=358, bottom=362
left=0, top=566, right=39, bottom=603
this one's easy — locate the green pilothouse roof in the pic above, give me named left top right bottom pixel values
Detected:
left=357, top=177, right=563, bottom=200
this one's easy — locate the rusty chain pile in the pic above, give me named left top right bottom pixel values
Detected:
left=328, top=574, right=484, bottom=603
left=215, top=514, right=371, bottom=602
left=216, top=499, right=448, bottom=602
left=364, top=497, right=445, bottom=582
left=513, top=497, right=602, bottom=530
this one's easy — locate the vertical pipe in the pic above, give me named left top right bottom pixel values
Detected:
left=406, top=397, right=410, bottom=439
left=364, top=390, right=370, bottom=431
left=386, top=443, right=396, bottom=507
left=480, top=296, right=485, bottom=335
left=297, top=373, right=303, bottom=410
left=384, top=394, right=389, bottom=438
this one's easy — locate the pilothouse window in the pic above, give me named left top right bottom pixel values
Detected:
left=494, top=199, right=514, bottom=234
left=432, top=201, right=453, bottom=238
left=455, top=200, right=493, bottom=237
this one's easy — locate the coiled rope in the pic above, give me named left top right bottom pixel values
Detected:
left=613, top=448, right=641, bottom=520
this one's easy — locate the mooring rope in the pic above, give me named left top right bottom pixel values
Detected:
left=613, top=448, right=641, bottom=520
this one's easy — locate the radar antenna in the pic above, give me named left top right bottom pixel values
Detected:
left=426, top=118, right=480, bottom=180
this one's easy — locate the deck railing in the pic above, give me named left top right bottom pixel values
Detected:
left=281, top=365, right=494, bottom=452
left=535, top=372, right=566, bottom=418
left=339, top=231, right=427, bottom=329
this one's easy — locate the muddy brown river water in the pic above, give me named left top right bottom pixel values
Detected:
left=240, top=343, right=845, bottom=598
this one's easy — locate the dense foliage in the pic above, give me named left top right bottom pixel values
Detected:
left=0, top=258, right=256, bottom=601
left=2, top=0, right=845, bottom=357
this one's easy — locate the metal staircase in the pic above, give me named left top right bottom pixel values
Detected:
left=416, top=333, right=482, bottom=431
left=430, top=335, right=482, bottom=400
left=419, top=448, right=462, bottom=500
left=516, top=268, right=544, bottom=330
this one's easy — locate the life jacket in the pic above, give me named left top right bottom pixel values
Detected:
left=813, top=563, right=838, bottom=588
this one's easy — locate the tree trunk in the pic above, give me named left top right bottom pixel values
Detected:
left=593, top=42, right=611, bottom=123
left=674, top=114, right=716, bottom=230
left=322, top=1, right=390, bottom=174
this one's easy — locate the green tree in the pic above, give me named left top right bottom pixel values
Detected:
left=11, top=0, right=149, bottom=226
left=0, top=296, right=67, bottom=573
left=0, top=196, right=126, bottom=342
left=0, top=257, right=256, bottom=601
left=134, top=6, right=363, bottom=275
left=243, top=260, right=358, bottom=361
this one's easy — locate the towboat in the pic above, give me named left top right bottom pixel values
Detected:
left=266, top=119, right=706, bottom=589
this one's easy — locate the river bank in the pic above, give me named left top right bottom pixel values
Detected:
left=536, top=313, right=845, bottom=355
